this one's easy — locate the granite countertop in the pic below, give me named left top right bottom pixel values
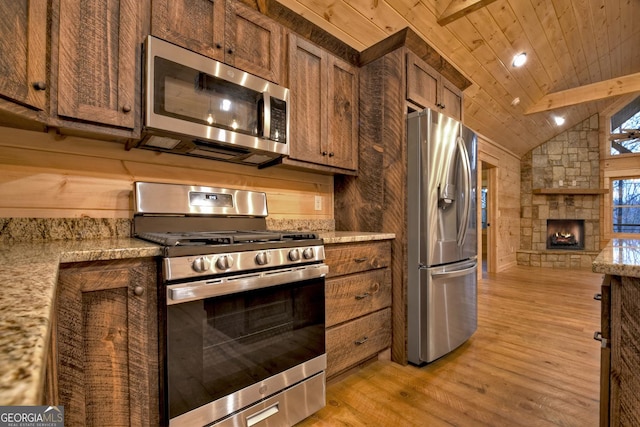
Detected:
left=592, top=238, right=640, bottom=278
left=318, top=231, right=395, bottom=244
left=0, top=231, right=393, bottom=406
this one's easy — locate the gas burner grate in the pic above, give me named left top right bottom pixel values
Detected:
left=136, top=230, right=319, bottom=247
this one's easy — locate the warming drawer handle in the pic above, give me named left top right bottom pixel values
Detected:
left=355, top=336, right=369, bottom=345
left=594, top=293, right=602, bottom=301
left=593, top=331, right=609, bottom=348
left=246, top=404, right=279, bottom=427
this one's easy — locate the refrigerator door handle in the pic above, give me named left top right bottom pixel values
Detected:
left=431, top=263, right=477, bottom=279
left=456, top=135, right=472, bottom=248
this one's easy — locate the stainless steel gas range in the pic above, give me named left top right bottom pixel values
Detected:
left=133, top=182, right=327, bottom=427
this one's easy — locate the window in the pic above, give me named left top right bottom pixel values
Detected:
left=610, top=96, right=640, bottom=155
left=612, top=178, right=640, bottom=233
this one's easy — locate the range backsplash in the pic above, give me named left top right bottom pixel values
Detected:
left=0, top=218, right=335, bottom=244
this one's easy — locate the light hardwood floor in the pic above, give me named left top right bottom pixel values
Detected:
left=298, top=266, right=603, bottom=426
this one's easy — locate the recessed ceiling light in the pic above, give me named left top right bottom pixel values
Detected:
left=553, top=116, right=565, bottom=126
left=512, top=52, right=527, bottom=67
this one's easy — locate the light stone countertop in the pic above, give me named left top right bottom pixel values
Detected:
left=0, top=231, right=393, bottom=406
left=592, top=239, right=640, bottom=278
left=318, top=231, right=396, bottom=244
left=0, top=238, right=162, bottom=406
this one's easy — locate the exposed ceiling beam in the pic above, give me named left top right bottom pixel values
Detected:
left=526, top=73, right=640, bottom=114
left=437, top=0, right=499, bottom=26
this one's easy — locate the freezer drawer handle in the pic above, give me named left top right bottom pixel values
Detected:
left=593, top=293, right=602, bottom=301
left=593, top=331, right=609, bottom=348
left=355, top=292, right=370, bottom=300
left=431, top=263, right=477, bottom=279
left=355, top=336, right=369, bottom=345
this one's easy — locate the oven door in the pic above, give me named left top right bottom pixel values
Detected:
left=163, top=264, right=327, bottom=426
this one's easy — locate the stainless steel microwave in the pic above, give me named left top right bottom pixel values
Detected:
left=135, top=36, right=289, bottom=167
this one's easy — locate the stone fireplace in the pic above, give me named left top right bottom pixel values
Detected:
left=517, top=114, right=601, bottom=269
left=546, top=219, right=585, bottom=250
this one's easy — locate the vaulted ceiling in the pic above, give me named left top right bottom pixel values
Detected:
left=275, top=0, right=640, bottom=157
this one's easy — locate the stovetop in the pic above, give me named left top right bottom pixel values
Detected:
left=132, top=182, right=326, bottom=281
left=137, top=230, right=319, bottom=247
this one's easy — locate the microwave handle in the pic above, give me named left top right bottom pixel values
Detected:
left=261, top=93, right=271, bottom=140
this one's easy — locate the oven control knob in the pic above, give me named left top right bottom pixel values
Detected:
left=302, top=248, right=315, bottom=259
left=255, top=251, right=272, bottom=266
left=192, top=257, right=211, bottom=273
left=216, top=255, right=234, bottom=270
left=288, top=248, right=301, bottom=261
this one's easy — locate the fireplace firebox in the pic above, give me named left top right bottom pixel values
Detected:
left=546, top=219, right=585, bottom=250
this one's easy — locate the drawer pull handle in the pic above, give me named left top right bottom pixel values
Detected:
left=355, top=292, right=370, bottom=300
left=354, top=257, right=368, bottom=263
left=355, top=336, right=368, bottom=345
left=593, top=331, right=609, bottom=348
left=594, top=293, right=602, bottom=301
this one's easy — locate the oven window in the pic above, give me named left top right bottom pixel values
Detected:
left=166, top=277, right=325, bottom=419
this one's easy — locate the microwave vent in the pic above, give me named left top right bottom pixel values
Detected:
left=145, top=135, right=181, bottom=150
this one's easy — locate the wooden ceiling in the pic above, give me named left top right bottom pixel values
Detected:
left=274, top=0, right=640, bottom=157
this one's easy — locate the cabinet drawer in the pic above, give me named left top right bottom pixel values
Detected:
left=325, top=241, right=391, bottom=278
left=326, top=308, right=391, bottom=377
left=326, top=269, right=391, bottom=327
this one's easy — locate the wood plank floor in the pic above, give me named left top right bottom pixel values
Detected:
left=297, top=266, right=603, bottom=426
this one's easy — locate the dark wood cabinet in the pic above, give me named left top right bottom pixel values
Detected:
left=407, top=51, right=462, bottom=120
left=324, top=240, right=392, bottom=378
left=0, top=0, right=50, bottom=131
left=55, top=258, right=159, bottom=427
left=224, top=1, right=283, bottom=84
left=287, top=33, right=358, bottom=173
left=599, top=274, right=640, bottom=427
left=151, top=0, right=283, bottom=83
left=151, top=0, right=225, bottom=61
left=0, top=1, right=48, bottom=112
left=55, top=0, right=140, bottom=131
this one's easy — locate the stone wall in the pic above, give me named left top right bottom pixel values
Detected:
left=518, top=115, right=601, bottom=269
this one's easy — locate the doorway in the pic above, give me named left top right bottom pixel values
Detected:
left=479, top=160, right=497, bottom=276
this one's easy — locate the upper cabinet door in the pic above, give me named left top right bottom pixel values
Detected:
left=57, top=0, right=139, bottom=129
left=406, top=51, right=462, bottom=121
left=406, top=51, right=439, bottom=111
left=441, top=77, right=462, bottom=121
left=151, top=0, right=225, bottom=61
left=151, top=0, right=282, bottom=84
left=0, top=1, right=47, bottom=111
left=225, top=2, right=282, bottom=84
left=327, top=56, right=358, bottom=170
left=288, top=34, right=326, bottom=165
left=288, top=33, right=358, bottom=173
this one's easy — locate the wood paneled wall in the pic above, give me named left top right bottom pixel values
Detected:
left=0, top=127, right=333, bottom=219
left=478, top=135, right=521, bottom=272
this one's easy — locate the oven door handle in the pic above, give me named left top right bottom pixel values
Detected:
left=167, top=263, right=329, bottom=304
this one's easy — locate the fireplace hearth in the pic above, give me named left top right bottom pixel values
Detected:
left=546, top=219, right=585, bottom=250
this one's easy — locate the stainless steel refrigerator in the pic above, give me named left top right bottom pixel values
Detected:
left=407, top=108, right=478, bottom=365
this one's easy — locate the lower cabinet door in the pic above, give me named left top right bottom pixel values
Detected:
left=326, top=308, right=391, bottom=377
